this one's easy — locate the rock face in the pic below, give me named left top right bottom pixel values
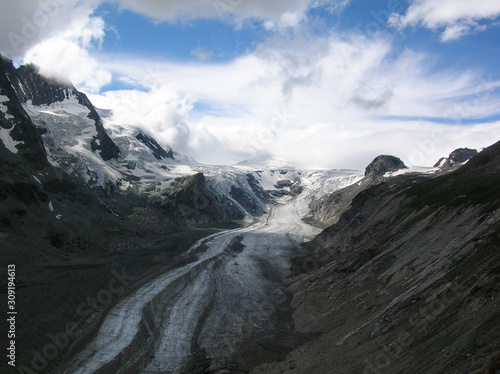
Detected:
left=434, top=147, right=478, bottom=171
left=0, top=56, right=47, bottom=169
left=306, top=176, right=373, bottom=228
left=136, top=131, right=174, bottom=160
left=252, top=141, right=500, bottom=374
left=15, top=64, right=76, bottom=106
left=449, top=147, right=478, bottom=163
left=365, top=155, right=407, bottom=176
left=230, top=185, right=260, bottom=215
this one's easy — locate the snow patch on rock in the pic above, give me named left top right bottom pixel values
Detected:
left=0, top=125, right=22, bottom=154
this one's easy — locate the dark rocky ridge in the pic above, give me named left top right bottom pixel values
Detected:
left=136, top=130, right=174, bottom=160
left=230, top=185, right=260, bottom=215
left=0, top=56, right=48, bottom=169
left=308, top=147, right=481, bottom=229
left=252, top=140, right=500, bottom=374
left=449, top=147, right=478, bottom=163
left=308, top=155, right=406, bottom=228
left=306, top=175, right=373, bottom=228
left=365, top=154, right=407, bottom=176
left=226, top=174, right=270, bottom=217
left=434, top=147, right=478, bottom=172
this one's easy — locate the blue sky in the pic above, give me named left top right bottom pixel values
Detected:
left=95, top=3, right=272, bottom=66
left=92, top=1, right=500, bottom=80
left=1, top=0, right=500, bottom=168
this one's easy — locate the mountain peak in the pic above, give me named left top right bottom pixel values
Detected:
left=448, top=147, right=478, bottom=163
left=433, top=147, right=478, bottom=170
left=15, top=63, right=75, bottom=107
left=365, top=155, right=407, bottom=176
left=6, top=59, right=120, bottom=162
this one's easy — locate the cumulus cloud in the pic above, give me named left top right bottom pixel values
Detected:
left=0, top=0, right=111, bottom=92
left=25, top=37, right=111, bottom=93
left=91, top=86, right=193, bottom=151
left=0, top=0, right=103, bottom=58
left=23, top=13, right=111, bottom=93
left=389, top=0, right=500, bottom=41
left=439, top=21, right=487, bottom=42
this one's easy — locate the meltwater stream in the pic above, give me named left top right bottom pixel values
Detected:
left=60, top=198, right=321, bottom=374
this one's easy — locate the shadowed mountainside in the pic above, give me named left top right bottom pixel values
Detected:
left=251, top=141, right=500, bottom=374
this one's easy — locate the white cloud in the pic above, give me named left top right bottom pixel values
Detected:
left=324, top=0, right=351, bottom=15
left=90, top=86, right=193, bottom=151
left=77, top=16, right=107, bottom=49
left=279, top=12, right=305, bottom=28
left=190, top=47, right=214, bottom=61
left=0, top=0, right=111, bottom=92
left=389, top=0, right=500, bottom=41
left=0, top=0, right=339, bottom=58
left=263, top=20, right=275, bottom=30
left=440, top=22, right=473, bottom=42
left=440, top=21, right=487, bottom=42
left=25, top=37, right=112, bottom=93
left=0, top=0, right=103, bottom=58
left=23, top=13, right=111, bottom=93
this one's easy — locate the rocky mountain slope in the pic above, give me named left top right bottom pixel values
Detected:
left=0, top=55, right=266, bottom=225
left=307, top=149, right=478, bottom=228
left=251, top=141, right=500, bottom=374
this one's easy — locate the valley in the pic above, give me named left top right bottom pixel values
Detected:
left=57, top=197, right=320, bottom=374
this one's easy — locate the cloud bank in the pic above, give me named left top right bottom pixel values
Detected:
left=89, top=33, right=500, bottom=168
